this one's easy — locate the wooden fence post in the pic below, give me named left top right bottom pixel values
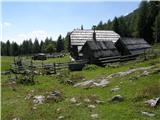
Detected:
left=53, top=63, right=56, bottom=74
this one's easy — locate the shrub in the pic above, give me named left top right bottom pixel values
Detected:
left=134, top=83, right=160, bottom=101
left=83, top=64, right=99, bottom=71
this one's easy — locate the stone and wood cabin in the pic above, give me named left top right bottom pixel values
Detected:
left=69, top=29, right=120, bottom=59
left=115, top=38, right=151, bottom=55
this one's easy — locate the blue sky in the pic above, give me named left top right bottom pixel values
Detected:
left=2, top=1, right=140, bottom=44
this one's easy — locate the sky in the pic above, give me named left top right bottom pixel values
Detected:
left=1, top=0, right=140, bottom=44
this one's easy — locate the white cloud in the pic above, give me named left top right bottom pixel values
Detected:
left=30, top=30, right=48, bottom=40
left=17, top=34, right=27, bottom=38
left=17, top=30, right=51, bottom=42
left=3, top=30, right=66, bottom=44
left=3, top=22, right=12, bottom=27
left=124, top=13, right=129, bottom=16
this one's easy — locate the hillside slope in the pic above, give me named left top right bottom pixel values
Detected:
left=1, top=45, right=160, bottom=120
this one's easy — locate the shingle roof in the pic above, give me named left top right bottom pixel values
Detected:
left=118, top=38, right=151, bottom=55
left=70, top=29, right=120, bottom=46
left=82, top=41, right=120, bottom=58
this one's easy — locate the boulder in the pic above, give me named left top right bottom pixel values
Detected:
left=33, top=95, right=45, bottom=104
left=95, top=100, right=104, bottom=104
left=88, top=104, right=96, bottom=109
left=75, top=102, right=82, bottom=106
left=46, top=90, right=62, bottom=102
left=141, top=111, right=155, bottom=117
left=70, top=97, right=77, bottom=104
left=110, top=95, right=123, bottom=102
left=107, top=66, right=153, bottom=79
left=12, top=118, right=20, bottom=120
left=56, top=108, right=62, bottom=114
left=73, top=79, right=110, bottom=88
left=142, top=70, right=150, bottom=76
left=1, top=70, right=11, bottom=75
left=145, top=97, right=160, bottom=107
left=25, top=93, right=33, bottom=100
left=111, top=87, right=120, bottom=92
left=58, top=116, right=64, bottom=120
left=84, top=98, right=91, bottom=103
left=91, top=114, right=98, bottom=119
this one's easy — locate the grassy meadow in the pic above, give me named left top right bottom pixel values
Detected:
left=1, top=45, right=160, bottom=120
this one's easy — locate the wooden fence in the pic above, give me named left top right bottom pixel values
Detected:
left=10, top=60, right=87, bottom=74
left=10, top=50, right=160, bottom=74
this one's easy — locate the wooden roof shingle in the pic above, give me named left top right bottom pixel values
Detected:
left=70, top=29, right=120, bottom=46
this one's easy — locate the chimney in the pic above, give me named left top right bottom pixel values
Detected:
left=93, top=25, right=96, bottom=41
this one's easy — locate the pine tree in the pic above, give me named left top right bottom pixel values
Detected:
left=56, top=35, right=64, bottom=52
left=81, top=25, right=83, bottom=30
left=11, top=42, right=19, bottom=56
left=1, top=42, right=7, bottom=56
left=153, top=12, right=160, bottom=43
left=6, top=40, right=11, bottom=56
left=64, top=32, right=70, bottom=52
left=28, top=39, right=33, bottom=54
left=112, top=17, right=120, bottom=34
left=45, top=44, right=56, bottom=54
left=96, top=21, right=104, bottom=30
left=137, top=1, right=149, bottom=41
left=33, top=38, right=40, bottom=53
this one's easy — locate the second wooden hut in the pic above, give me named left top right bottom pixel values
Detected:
left=115, top=38, right=151, bottom=55
left=81, top=41, right=120, bottom=65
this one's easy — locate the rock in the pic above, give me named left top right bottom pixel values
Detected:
left=51, top=91, right=61, bottom=97
left=56, top=108, right=62, bottom=114
left=94, top=79, right=110, bottom=87
left=111, top=87, right=120, bottom=92
left=141, top=111, right=155, bottom=117
left=95, top=100, right=104, bottom=104
left=33, top=95, right=45, bottom=104
left=129, top=76, right=139, bottom=81
left=75, top=102, right=82, bottom=106
left=84, top=98, right=91, bottom=103
left=142, top=70, right=150, bottom=76
left=74, top=79, right=110, bottom=88
left=32, top=106, right=37, bottom=110
left=70, top=97, right=77, bottom=104
left=91, top=114, right=98, bottom=119
left=46, top=90, right=62, bottom=102
left=10, top=77, right=17, bottom=81
left=110, top=95, right=123, bottom=102
left=107, top=66, right=153, bottom=79
left=33, top=71, right=38, bottom=74
left=73, top=80, right=94, bottom=87
left=145, top=97, right=160, bottom=107
left=31, top=90, right=34, bottom=93
left=25, top=93, right=33, bottom=100
left=58, top=116, right=64, bottom=119
left=88, top=104, right=96, bottom=109
left=65, top=80, right=74, bottom=85
left=1, top=70, right=11, bottom=75
left=12, top=117, right=20, bottom=120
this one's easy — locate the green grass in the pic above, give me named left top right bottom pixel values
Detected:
left=1, top=56, right=14, bottom=71
left=1, top=46, right=160, bottom=120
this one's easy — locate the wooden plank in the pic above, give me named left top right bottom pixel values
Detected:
left=98, top=56, right=121, bottom=61
left=99, top=58, right=121, bottom=63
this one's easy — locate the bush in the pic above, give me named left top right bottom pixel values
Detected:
left=17, top=74, right=36, bottom=85
left=83, top=64, right=99, bottom=71
left=134, top=83, right=160, bottom=101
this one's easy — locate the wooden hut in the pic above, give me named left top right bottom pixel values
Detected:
left=115, top=38, right=151, bottom=55
left=32, top=53, right=47, bottom=60
left=81, top=41, right=120, bottom=65
left=69, top=29, right=120, bottom=59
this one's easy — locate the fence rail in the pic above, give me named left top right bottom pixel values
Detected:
left=10, top=50, right=159, bottom=74
left=10, top=60, right=88, bottom=74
